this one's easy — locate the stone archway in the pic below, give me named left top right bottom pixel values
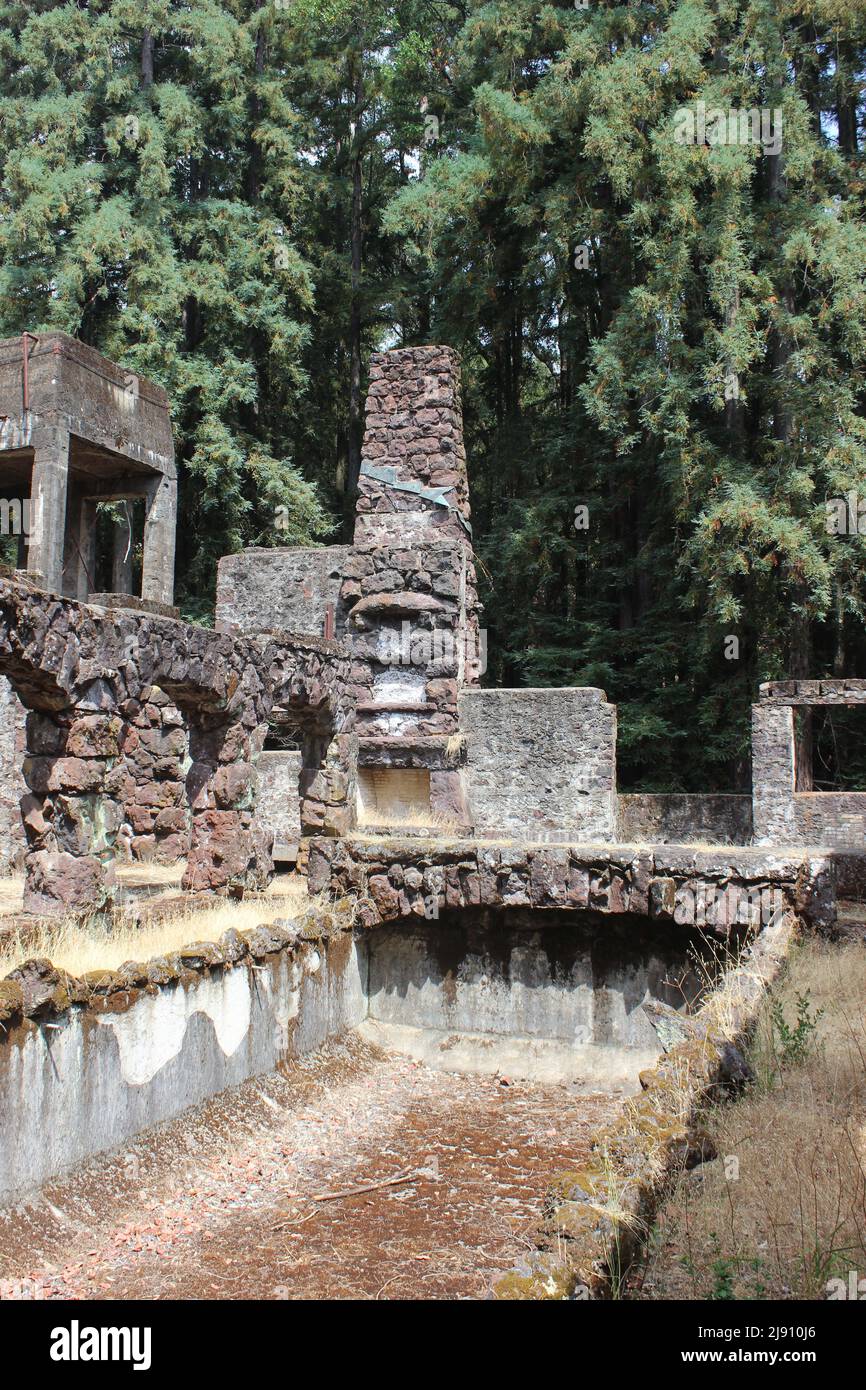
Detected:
left=266, top=632, right=357, bottom=841
left=0, top=575, right=275, bottom=912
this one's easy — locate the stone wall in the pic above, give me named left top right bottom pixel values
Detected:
left=215, top=546, right=351, bottom=638
left=1, top=673, right=191, bottom=873
left=0, top=577, right=272, bottom=908
left=257, top=750, right=302, bottom=859
left=459, top=688, right=616, bottom=842
left=0, top=674, right=26, bottom=873
left=309, top=836, right=837, bottom=934
left=617, top=793, right=752, bottom=845
left=752, top=680, right=866, bottom=847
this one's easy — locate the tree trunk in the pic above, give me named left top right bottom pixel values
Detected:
left=141, top=31, right=154, bottom=88
left=245, top=4, right=267, bottom=203
left=345, top=52, right=365, bottom=527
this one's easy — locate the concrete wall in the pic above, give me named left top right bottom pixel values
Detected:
left=0, top=333, right=175, bottom=476
left=0, top=333, right=177, bottom=602
left=215, top=546, right=351, bottom=638
left=0, top=934, right=365, bottom=1205
left=618, top=793, right=752, bottom=845
left=459, top=687, right=616, bottom=842
left=360, top=913, right=707, bottom=1085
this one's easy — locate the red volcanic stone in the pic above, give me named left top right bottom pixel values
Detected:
left=25, top=756, right=107, bottom=796
left=66, top=715, right=123, bottom=758
left=213, top=762, right=256, bottom=808
left=23, top=851, right=114, bottom=915
left=368, top=874, right=400, bottom=917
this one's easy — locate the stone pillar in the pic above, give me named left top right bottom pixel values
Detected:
left=119, top=688, right=189, bottom=863
left=182, top=717, right=272, bottom=893
left=751, top=702, right=797, bottom=843
left=142, top=474, right=177, bottom=606
left=27, top=426, right=69, bottom=593
left=300, top=732, right=358, bottom=837
left=20, top=710, right=125, bottom=914
left=112, top=504, right=134, bottom=595
left=0, top=676, right=26, bottom=873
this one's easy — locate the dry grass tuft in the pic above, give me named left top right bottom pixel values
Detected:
left=355, top=805, right=462, bottom=834
left=635, top=937, right=866, bottom=1300
left=0, top=877, right=313, bottom=980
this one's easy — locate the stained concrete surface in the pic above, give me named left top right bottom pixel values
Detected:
left=0, top=1032, right=621, bottom=1301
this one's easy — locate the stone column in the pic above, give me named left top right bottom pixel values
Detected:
left=119, top=688, right=189, bottom=863
left=27, top=426, right=70, bottom=594
left=300, top=732, right=358, bottom=836
left=142, top=474, right=177, bottom=606
left=20, top=710, right=125, bottom=914
left=182, top=717, right=272, bottom=893
left=751, top=702, right=797, bottom=844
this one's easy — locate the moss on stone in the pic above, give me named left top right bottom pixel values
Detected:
left=0, top=979, right=24, bottom=1023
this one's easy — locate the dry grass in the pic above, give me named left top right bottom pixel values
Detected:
left=0, top=878, right=22, bottom=918
left=0, top=861, right=191, bottom=920
left=0, top=877, right=313, bottom=980
left=634, top=937, right=866, bottom=1300
left=355, top=805, right=462, bottom=834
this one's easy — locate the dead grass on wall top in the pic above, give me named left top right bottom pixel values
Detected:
left=0, top=877, right=314, bottom=981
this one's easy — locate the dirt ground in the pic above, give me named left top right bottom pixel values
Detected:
left=0, top=1033, right=623, bottom=1301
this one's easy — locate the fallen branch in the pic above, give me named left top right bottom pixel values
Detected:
left=311, top=1170, right=416, bottom=1203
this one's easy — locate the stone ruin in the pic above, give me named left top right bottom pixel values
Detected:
left=0, top=336, right=863, bottom=914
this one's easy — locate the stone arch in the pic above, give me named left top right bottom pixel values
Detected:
left=265, top=634, right=357, bottom=840
left=0, top=576, right=275, bottom=912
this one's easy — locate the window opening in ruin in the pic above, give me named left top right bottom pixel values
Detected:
left=264, top=724, right=303, bottom=752
left=808, top=705, right=866, bottom=792
left=92, top=499, right=145, bottom=595
left=0, top=457, right=34, bottom=570
left=357, top=768, right=431, bottom=827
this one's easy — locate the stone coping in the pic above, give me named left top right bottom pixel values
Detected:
left=0, top=901, right=355, bottom=1032
left=251, top=628, right=347, bottom=655
left=87, top=593, right=180, bottom=620
left=759, top=678, right=866, bottom=704
left=308, top=836, right=836, bottom=932
left=358, top=735, right=465, bottom=770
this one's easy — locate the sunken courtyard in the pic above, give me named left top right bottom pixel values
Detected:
left=0, top=334, right=863, bottom=1302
